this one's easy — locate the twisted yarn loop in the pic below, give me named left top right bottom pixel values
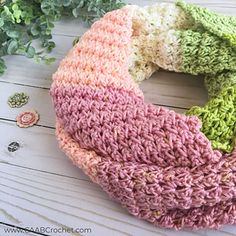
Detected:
left=50, top=1, right=236, bottom=230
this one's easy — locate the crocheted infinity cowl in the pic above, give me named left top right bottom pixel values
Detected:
left=50, top=1, right=236, bottom=230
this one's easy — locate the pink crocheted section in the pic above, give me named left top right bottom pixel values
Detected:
left=50, top=7, right=236, bottom=229
left=56, top=121, right=236, bottom=230
left=51, top=85, right=222, bottom=167
left=96, top=149, right=236, bottom=229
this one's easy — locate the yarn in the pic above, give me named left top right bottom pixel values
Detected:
left=187, top=85, right=236, bottom=152
left=177, top=0, right=236, bottom=49
left=205, top=71, right=236, bottom=98
left=50, top=1, right=236, bottom=230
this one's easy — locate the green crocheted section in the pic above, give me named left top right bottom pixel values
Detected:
left=176, top=1, right=236, bottom=152
left=178, top=30, right=236, bottom=75
left=205, top=71, right=236, bottom=98
left=177, top=0, right=236, bottom=49
left=186, top=85, right=236, bottom=152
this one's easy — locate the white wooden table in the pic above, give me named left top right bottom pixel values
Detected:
left=1, top=1, right=236, bottom=235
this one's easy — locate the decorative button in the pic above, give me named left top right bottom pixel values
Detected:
left=8, top=92, right=29, bottom=108
left=16, top=110, right=39, bottom=128
left=8, top=142, right=20, bottom=152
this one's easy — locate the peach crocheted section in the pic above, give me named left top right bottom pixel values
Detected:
left=52, top=8, right=143, bottom=98
left=56, top=121, right=101, bottom=182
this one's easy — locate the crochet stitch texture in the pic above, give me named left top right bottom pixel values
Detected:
left=50, top=1, right=236, bottom=230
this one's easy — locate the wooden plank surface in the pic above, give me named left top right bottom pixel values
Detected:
left=1, top=0, right=236, bottom=235
left=0, top=120, right=88, bottom=179
left=0, top=35, right=74, bottom=89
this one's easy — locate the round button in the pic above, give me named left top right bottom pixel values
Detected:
left=8, top=142, right=20, bottom=152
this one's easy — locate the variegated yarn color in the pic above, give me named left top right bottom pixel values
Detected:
left=50, top=1, right=236, bottom=230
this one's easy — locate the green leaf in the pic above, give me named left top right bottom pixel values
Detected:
left=47, top=41, right=55, bottom=52
left=33, top=55, right=41, bottom=63
left=72, top=7, right=79, bottom=18
left=73, top=36, right=80, bottom=46
left=7, top=40, right=18, bottom=54
left=2, top=6, right=15, bottom=23
left=12, top=4, right=19, bottom=11
left=78, top=0, right=85, bottom=8
left=0, top=58, right=7, bottom=76
left=0, top=18, right=4, bottom=27
left=26, top=46, right=36, bottom=58
left=6, top=30, right=20, bottom=38
left=44, top=57, right=56, bottom=64
left=62, top=0, right=72, bottom=7
left=30, top=24, right=39, bottom=36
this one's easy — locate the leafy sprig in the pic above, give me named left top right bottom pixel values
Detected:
left=0, top=0, right=125, bottom=75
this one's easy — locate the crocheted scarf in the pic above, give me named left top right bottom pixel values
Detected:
left=50, top=1, right=236, bottom=230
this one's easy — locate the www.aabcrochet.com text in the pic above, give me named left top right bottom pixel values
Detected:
left=3, top=226, right=92, bottom=234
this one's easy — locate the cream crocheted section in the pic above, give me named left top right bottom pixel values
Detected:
left=128, top=3, right=194, bottom=82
